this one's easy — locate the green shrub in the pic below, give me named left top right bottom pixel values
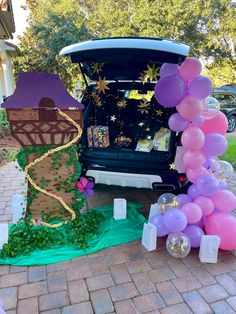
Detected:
left=0, top=109, right=10, bottom=138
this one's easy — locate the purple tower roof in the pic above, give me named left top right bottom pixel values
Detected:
left=2, top=72, right=84, bottom=109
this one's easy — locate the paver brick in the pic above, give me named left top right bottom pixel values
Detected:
left=114, top=300, right=138, bottom=314
left=86, top=273, right=114, bottom=291
left=68, top=279, right=89, bottom=304
left=160, top=303, right=192, bottom=314
left=19, top=281, right=47, bottom=298
left=215, top=273, right=236, bottom=295
left=110, top=264, right=131, bottom=285
left=10, top=266, right=28, bottom=273
left=0, top=272, right=27, bottom=288
left=89, top=256, right=109, bottom=275
left=227, top=296, right=236, bottom=310
left=66, top=264, right=92, bottom=281
left=17, top=297, right=38, bottom=314
left=198, top=284, right=229, bottom=303
left=5, top=310, right=16, bottom=314
left=41, top=310, right=61, bottom=314
left=105, top=252, right=129, bottom=266
left=133, top=293, right=165, bottom=312
left=156, top=281, right=182, bottom=306
left=172, top=275, right=201, bottom=293
left=132, top=272, right=156, bottom=294
left=183, top=290, right=212, bottom=314
left=0, top=287, right=17, bottom=310
left=190, top=267, right=216, bottom=286
left=0, top=266, right=9, bottom=276
left=148, top=267, right=176, bottom=283
left=61, top=302, right=93, bottom=314
left=39, top=291, right=69, bottom=311
left=28, top=265, right=46, bottom=282
left=126, top=259, right=151, bottom=274
left=167, top=259, right=191, bottom=277
left=47, top=260, right=71, bottom=272
left=211, top=300, right=235, bottom=314
left=145, top=251, right=166, bottom=268
left=90, top=289, right=114, bottom=314
left=47, top=271, right=67, bottom=292
left=205, top=262, right=228, bottom=276
left=109, top=282, right=138, bottom=302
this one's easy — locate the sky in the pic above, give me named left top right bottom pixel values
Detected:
left=10, top=0, right=29, bottom=45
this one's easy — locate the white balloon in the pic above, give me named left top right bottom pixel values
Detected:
left=201, top=96, right=220, bottom=120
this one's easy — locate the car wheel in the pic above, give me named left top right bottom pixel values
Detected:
left=227, top=115, right=236, bottom=133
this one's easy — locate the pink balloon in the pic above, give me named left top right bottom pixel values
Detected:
left=194, top=196, right=214, bottom=216
left=205, top=213, right=236, bottom=250
left=177, top=96, right=203, bottom=121
left=211, top=190, right=236, bottom=213
left=183, top=150, right=205, bottom=169
left=186, top=167, right=208, bottom=183
left=181, top=202, right=202, bottom=224
left=200, top=111, right=228, bottom=136
left=188, top=75, right=213, bottom=99
left=181, top=126, right=205, bottom=150
left=179, top=57, right=202, bottom=82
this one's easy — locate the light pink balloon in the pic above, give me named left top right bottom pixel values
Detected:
left=177, top=96, right=203, bottom=121
left=205, top=213, right=236, bottom=250
left=186, top=167, right=208, bottom=183
left=194, top=196, right=215, bottom=216
left=200, top=111, right=228, bottom=136
left=179, top=57, right=202, bottom=82
left=211, top=190, right=236, bottom=213
left=181, top=202, right=202, bottom=224
left=181, top=126, right=205, bottom=151
left=183, top=150, right=206, bottom=169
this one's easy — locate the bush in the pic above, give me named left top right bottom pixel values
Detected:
left=0, top=109, right=10, bottom=138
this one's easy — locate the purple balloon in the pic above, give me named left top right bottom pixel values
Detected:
left=155, top=75, right=188, bottom=108
left=202, top=133, right=228, bottom=158
left=191, top=116, right=204, bottom=127
left=196, top=174, right=220, bottom=196
left=163, top=208, right=187, bottom=232
left=219, top=180, right=228, bottom=190
left=149, top=214, right=169, bottom=237
left=187, top=184, right=201, bottom=200
left=183, top=225, right=205, bottom=248
left=188, top=75, right=213, bottom=100
left=160, top=63, right=180, bottom=78
left=176, top=194, right=192, bottom=207
left=190, top=217, right=205, bottom=229
left=168, top=113, right=190, bottom=132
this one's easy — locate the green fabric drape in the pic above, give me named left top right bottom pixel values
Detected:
left=0, top=202, right=146, bottom=266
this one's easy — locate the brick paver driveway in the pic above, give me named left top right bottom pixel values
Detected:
left=0, top=162, right=236, bottom=314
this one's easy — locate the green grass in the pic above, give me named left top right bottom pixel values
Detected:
left=220, top=136, right=236, bottom=167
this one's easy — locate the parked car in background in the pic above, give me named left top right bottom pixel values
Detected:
left=211, top=89, right=236, bottom=133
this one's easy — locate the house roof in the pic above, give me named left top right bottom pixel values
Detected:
left=2, top=72, right=84, bottom=109
left=0, top=0, right=15, bottom=39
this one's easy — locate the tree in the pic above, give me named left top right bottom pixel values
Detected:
left=14, top=0, right=235, bottom=88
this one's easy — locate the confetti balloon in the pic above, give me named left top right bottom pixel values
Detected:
left=166, top=232, right=191, bottom=258
left=216, top=160, right=234, bottom=181
left=157, top=193, right=179, bottom=212
left=202, top=96, right=220, bottom=120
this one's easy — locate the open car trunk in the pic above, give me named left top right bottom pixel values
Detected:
left=80, top=81, right=177, bottom=173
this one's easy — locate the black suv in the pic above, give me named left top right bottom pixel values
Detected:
left=60, top=37, right=190, bottom=191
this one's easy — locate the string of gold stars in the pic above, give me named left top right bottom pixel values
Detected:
left=95, top=77, right=110, bottom=94
left=24, top=109, right=82, bottom=229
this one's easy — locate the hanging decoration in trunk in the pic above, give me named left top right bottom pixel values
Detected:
left=150, top=57, right=236, bottom=256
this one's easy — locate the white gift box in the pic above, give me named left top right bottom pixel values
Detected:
left=12, top=194, right=25, bottom=224
left=141, top=222, right=157, bottom=251
left=199, top=235, right=221, bottom=263
left=113, top=198, right=127, bottom=220
left=148, top=203, right=162, bottom=221
left=0, top=224, right=9, bottom=249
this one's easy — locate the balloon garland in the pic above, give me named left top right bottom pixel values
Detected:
left=151, top=57, right=236, bottom=257
left=24, top=109, right=82, bottom=229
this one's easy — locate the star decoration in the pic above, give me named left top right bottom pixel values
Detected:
left=92, top=93, right=103, bottom=107
left=138, top=98, right=150, bottom=113
left=144, top=64, right=160, bottom=81
left=119, top=120, right=125, bottom=127
left=110, top=115, right=117, bottom=122
left=95, top=77, right=110, bottom=94
left=155, top=109, right=163, bottom=116
left=138, top=122, right=145, bottom=127
left=169, top=163, right=176, bottom=170
left=147, top=135, right=152, bottom=139
left=145, top=128, right=150, bottom=132
left=91, top=62, right=104, bottom=73
left=117, top=99, right=128, bottom=109
left=138, top=71, right=147, bottom=84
